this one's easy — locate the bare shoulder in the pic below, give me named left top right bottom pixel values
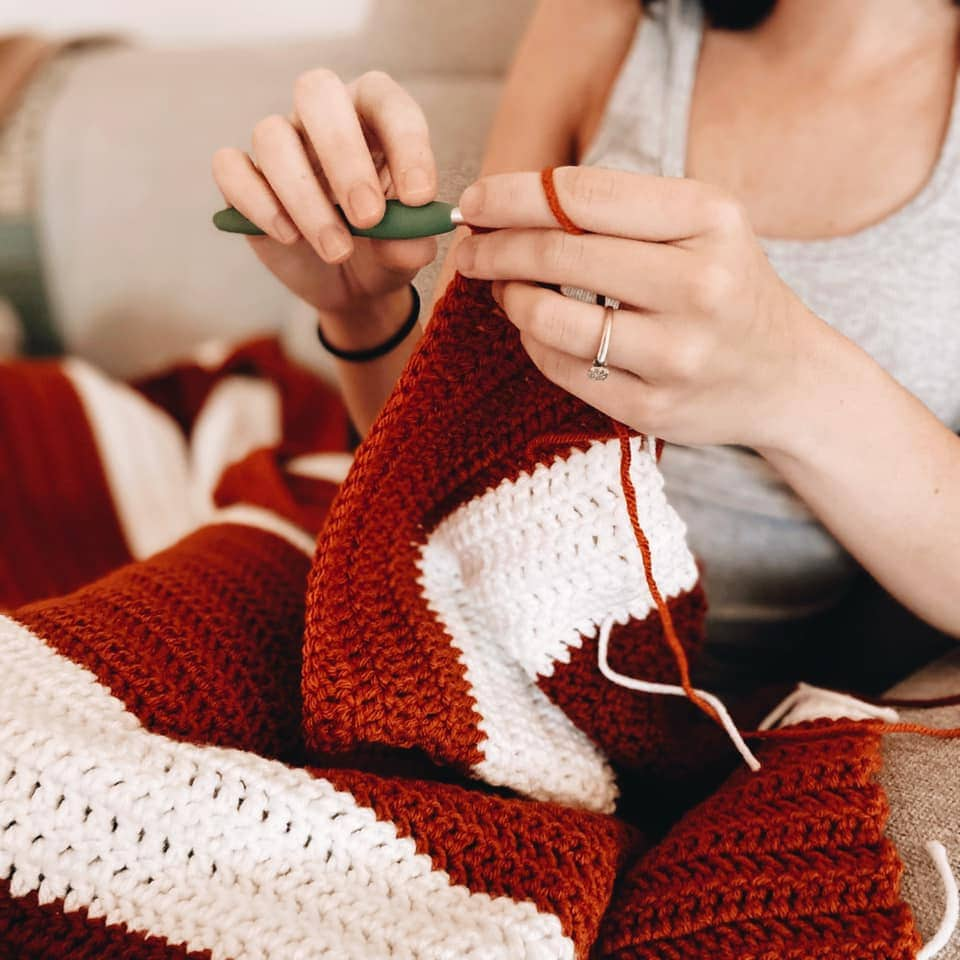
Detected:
left=481, top=0, right=642, bottom=173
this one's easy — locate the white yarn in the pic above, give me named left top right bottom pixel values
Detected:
left=596, top=614, right=762, bottom=772
left=212, top=503, right=316, bottom=557
left=0, top=616, right=575, bottom=960
left=189, top=375, right=283, bottom=516
left=421, top=437, right=697, bottom=679
left=418, top=436, right=699, bottom=811
left=64, top=359, right=198, bottom=559
left=285, top=451, right=355, bottom=484
left=918, top=841, right=959, bottom=960
left=758, top=683, right=901, bottom=731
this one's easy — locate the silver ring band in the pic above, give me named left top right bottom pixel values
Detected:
left=588, top=306, right=615, bottom=381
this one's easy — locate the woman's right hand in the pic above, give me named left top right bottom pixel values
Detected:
left=212, top=69, right=439, bottom=339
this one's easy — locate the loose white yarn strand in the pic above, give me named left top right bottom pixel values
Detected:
left=918, top=841, right=959, bottom=960
left=758, top=683, right=900, bottom=731
left=596, top=614, right=761, bottom=772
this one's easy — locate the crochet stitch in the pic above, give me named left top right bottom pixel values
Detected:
left=1, top=169, right=954, bottom=955
left=599, top=721, right=923, bottom=960
left=302, top=271, right=712, bottom=812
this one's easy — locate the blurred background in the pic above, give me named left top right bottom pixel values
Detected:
left=3, top=1, right=370, bottom=45
left=0, top=1, right=534, bottom=377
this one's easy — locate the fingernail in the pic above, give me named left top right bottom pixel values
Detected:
left=273, top=213, right=299, bottom=244
left=456, top=239, right=476, bottom=273
left=403, top=166, right=431, bottom=197
left=319, top=226, right=352, bottom=262
left=348, top=183, right=383, bottom=224
left=459, top=182, right=485, bottom=218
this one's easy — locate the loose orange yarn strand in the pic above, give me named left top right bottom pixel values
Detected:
left=612, top=421, right=721, bottom=726
left=751, top=720, right=960, bottom=742
left=538, top=166, right=960, bottom=749
left=537, top=166, right=720, bottom=733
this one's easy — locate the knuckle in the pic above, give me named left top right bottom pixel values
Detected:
left=528, top=294, right=565, bottom=343
left=703, top=191, right=747, bottom=234
left=689, top=260, right=733, bottom=312
left=358, top=68, right=394, bottom=90
left=323, top=131, right=358, bottom=164
left=252, top=114, right=290, bottom=150
left=543, top=348, right=573, bottom=385
left=211, top=147, right=240, bottom=178
left=563, top=165, right=618, bottom=208
left=669, top=335, right=708, bottom=380
left=471, top=236, right=496, bottom=275
left=630, top=390, right=669, bottom=431
left=491, top=175, right=525, bottom=217
left=541, top=231, right=583, bottom=275
left=394, top=118, right=431, bottom=146
left=294, top=67, right=340, bottom=100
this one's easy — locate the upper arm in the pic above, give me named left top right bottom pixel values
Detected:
left=426, top=0, right=641, bottom=313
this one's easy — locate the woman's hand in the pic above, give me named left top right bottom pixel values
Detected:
left=212, top=69, right=439, bottom=347
left=454, top=166, right=834, bottom=454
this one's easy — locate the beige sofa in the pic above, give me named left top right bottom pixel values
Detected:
left=34, top=0, right=535, bottom=378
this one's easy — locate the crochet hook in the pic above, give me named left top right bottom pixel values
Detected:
left=212, top=200, right=465, bottom=240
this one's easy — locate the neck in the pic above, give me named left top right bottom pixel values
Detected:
left=756, top=0, right=959, bottom=68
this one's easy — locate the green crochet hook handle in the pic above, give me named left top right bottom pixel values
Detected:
left=213, top=200, right=463, bottom=240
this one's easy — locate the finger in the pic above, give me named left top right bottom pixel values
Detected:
left=459, top=166, right=740, bottom=241
left=520, top=332, right=663, bottom=430
left=366, top=236, right=438, bottom=275
left=251, top=113, right=354, bottom=263
left=458, top=228, right=692, bottom=311
left=293, top=68, right=385, bottom=229
left=211, top=147, right=300, bottom=245
left=492, top=280, right=666, bottom=374
left=349, top=71, right=437, bottom=206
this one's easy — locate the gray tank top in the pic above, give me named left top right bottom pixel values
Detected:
left=577, top=0, right=960, bottom=638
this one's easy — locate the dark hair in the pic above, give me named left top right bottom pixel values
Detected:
left=693, top=0, right=777, bottom=30
left=651, top=0, right=958, bottom=31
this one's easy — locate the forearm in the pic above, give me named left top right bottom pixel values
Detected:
left=318, top=285, right=422, bottom=436
left=759, top=318, right=960, bottom=636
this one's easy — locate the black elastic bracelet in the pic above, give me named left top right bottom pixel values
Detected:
left=317, top=284, right=420, bottom=363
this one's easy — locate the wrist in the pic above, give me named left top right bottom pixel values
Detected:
left=317, top=286, right=415, bottom=354
left=755, top=309, right=879, bottom=466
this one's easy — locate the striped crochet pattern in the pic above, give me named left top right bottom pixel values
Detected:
left=303, top=274, right=709, bottom=813
left=599, top=722, right=922, bottom=960
left=0, top=331, right=636, bottom=958
left=0, top=267, right=938, bottom=956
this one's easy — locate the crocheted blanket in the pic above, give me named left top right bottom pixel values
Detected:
left=0, top=277, right=938, bottom=958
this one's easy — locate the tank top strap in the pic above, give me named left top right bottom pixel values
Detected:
left=580, top=0, right=704, bottom=179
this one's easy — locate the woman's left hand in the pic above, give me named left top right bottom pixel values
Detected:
left=454, top=166, right=833, bottom=452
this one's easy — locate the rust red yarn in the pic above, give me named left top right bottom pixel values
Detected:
left=318, top=767, right=638, bottom=948
left=135, top=337, right=349, bottom=454
left=542, top=166, right=586, bottom=234
left=2, top=338, right=638, bottom=959
left=0, top=362, right=131, bottom=609
left=0, top=879, right=211, bottom=960
left=539, top=170, right=719, bottom=733
left=18, top=523, right=313, bottom=764
left=599, top=722, right=924, bottom=960
left=301, top=270, right=712, bottom=783
left=0, top=171, right=944, bottom=957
